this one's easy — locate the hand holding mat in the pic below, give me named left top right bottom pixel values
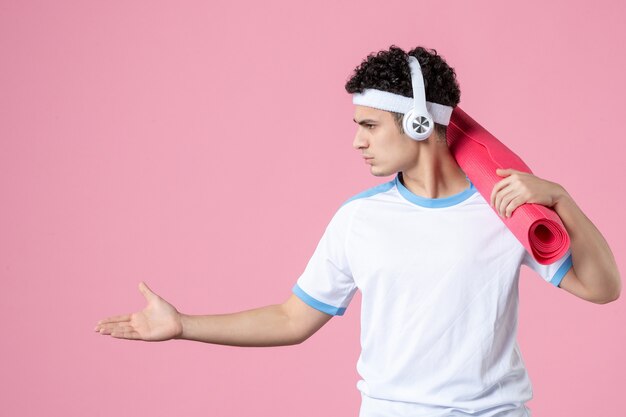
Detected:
left=446, top=106, right=570, bottom=265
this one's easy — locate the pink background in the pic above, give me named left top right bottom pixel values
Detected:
left=1, top=1, right=624, bottom=416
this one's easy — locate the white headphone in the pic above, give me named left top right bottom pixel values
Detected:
left=402, top=55, right=433, bottom=141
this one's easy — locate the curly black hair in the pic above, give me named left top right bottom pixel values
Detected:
left=345, top=45, right=461, bottom=141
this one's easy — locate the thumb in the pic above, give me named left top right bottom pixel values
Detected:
left=496, top=168, right=512, bottom=176
left=139, top=281, right=157, bottom=302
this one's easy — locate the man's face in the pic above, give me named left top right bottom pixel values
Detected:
left=352, top=105, right=419, bottom=177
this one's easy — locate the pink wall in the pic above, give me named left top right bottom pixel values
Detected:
left=1, top=0, right=624, bottom=416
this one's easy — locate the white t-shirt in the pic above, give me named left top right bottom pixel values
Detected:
left=292, top=171, right=572, bottom=417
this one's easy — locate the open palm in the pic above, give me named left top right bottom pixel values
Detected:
left=95, top=282, right=183, bottom=341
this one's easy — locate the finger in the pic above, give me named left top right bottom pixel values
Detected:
left=499, top=168, right=522, bottom=175
left=499, top=189, right=521, bottom=217
left=97, top=323, right=135, bottom=335
left=96, top=314, right=131, bottom=325
left=98, top=326, right=113, bottom=335
left=111, top=329, right=142, bottom=340
left=504, top=195, right=524, bottom=218
left=107, top=325, right=137, bottom=335
left=493, top=181, right=513, bottom=213
left=496, top=187, right=517, bottom=217
left=139, top=281, right=157, bottom=302
left=490, top=177, right=511, bottom=207
left=496, top=167, right=514, bottom=177
left=96, top=318, right=131, bottom=334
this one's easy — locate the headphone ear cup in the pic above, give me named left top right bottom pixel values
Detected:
left=402, top=109, right=434, bottom=141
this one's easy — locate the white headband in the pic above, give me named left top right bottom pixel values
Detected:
left=352, top=88, right=454, bottom=126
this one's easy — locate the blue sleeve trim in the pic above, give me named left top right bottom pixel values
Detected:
left=551, top=254, right=573, bottom=287
left=292, top=283, right=346, bottom=316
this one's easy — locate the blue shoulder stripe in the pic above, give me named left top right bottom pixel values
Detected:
left=341, top=179, right=395, bottom=207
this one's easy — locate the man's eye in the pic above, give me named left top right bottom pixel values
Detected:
left=366, top=124, right=375, bottom=129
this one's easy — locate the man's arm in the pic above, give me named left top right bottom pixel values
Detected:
left=551, top=190, right=621, bottom=304
left=95, top=282, right=333, bottom=346
left=178, top=304, right=299, bottom=347
left=491, top=168, right=621, bottom=304
left=178, top=294, right=333, bottom=347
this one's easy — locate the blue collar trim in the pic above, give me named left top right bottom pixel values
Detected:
left=395, top=172, right=477, bottom=208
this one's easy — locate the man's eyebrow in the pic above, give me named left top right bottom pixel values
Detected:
left=353, top=118, right=378, bottom=125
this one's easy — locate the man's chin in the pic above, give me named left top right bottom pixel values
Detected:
left=369, top=167, right=391, bottom=177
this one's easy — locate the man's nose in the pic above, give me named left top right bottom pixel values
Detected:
left=353, top=130, right=368, bottom=150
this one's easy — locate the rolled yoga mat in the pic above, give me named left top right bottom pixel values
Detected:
left=446, top=106, right=570, bottom=265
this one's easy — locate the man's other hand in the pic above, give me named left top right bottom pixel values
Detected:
left=94, top=282, right=183, bottom=341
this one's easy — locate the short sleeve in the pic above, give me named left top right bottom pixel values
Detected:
left=522, top=246, right=573, bottom=287
left=292, top=203, right=358, bottom=316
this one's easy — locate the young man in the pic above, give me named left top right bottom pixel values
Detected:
left=95, top=45, right=621, bottom=416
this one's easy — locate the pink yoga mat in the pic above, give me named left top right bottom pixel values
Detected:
left=447, top=106, right=570, bottom=265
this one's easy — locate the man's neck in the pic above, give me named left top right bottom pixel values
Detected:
left=400, top=141, right=469, bottom=199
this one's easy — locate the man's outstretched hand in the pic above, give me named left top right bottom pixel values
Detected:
left=94, top=282, right=183, bottom=341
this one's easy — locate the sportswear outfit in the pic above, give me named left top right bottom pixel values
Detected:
left=292, top=172, right=572, bottom=417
